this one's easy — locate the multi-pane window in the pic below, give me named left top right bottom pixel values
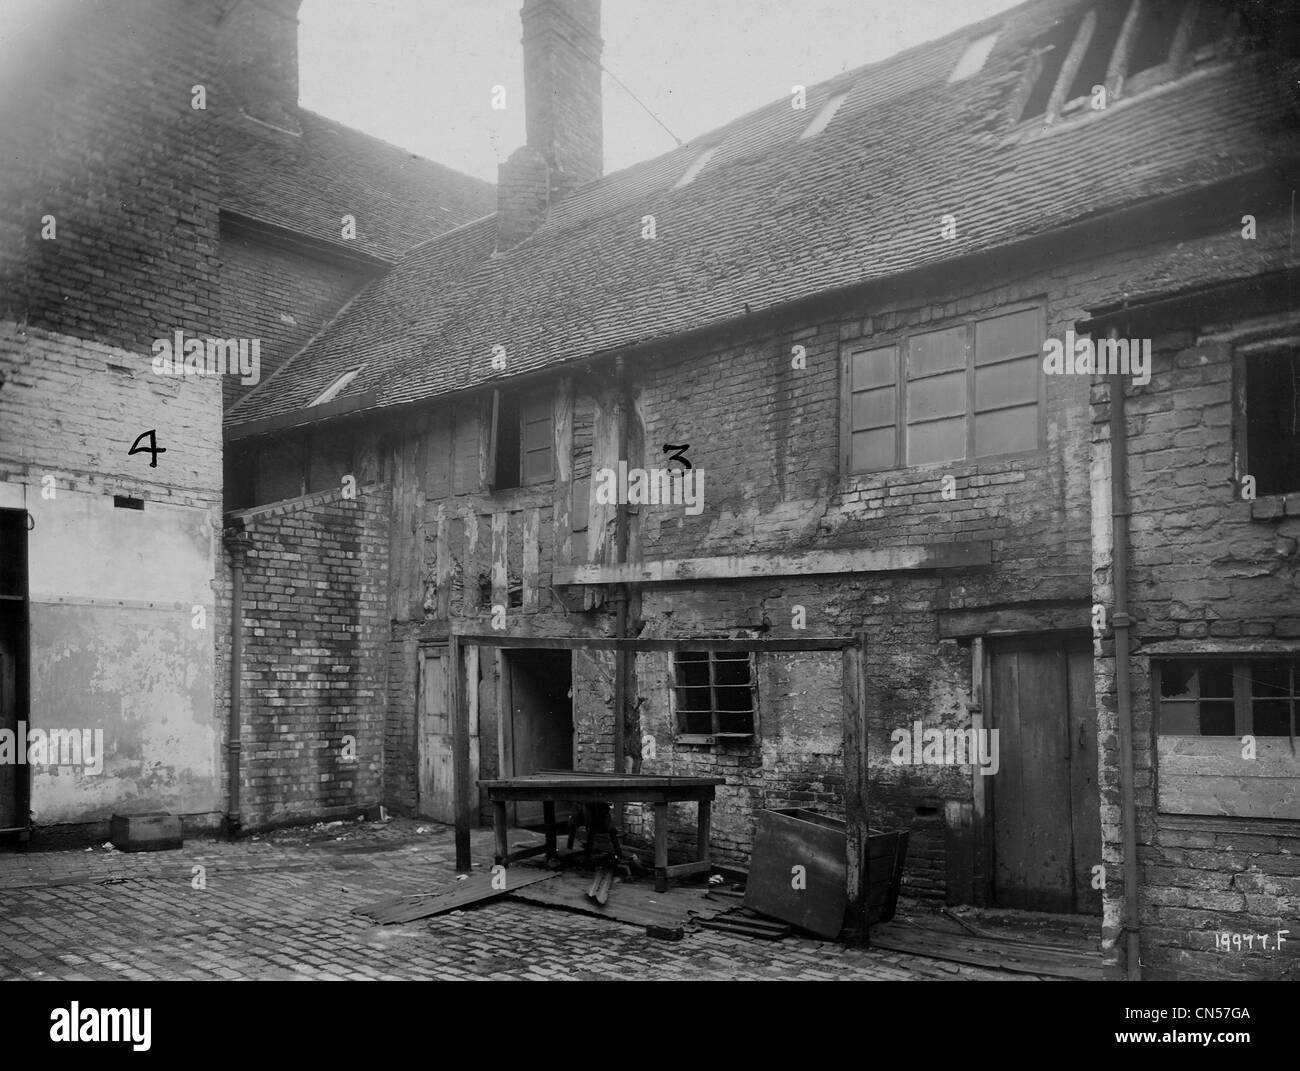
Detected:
left=1019, top=0, right=1243, bottom=125
left=1155, top=659, right=1300, bottom=737
left=843, top=306, right=1042, bottom=473
left=491, top=388, right=553, bottom=490
left=1240, top=347, right=1300, bottom=498
left=673, top=651, right=756, bottom=740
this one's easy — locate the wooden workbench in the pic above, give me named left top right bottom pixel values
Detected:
left=479, top=770, right=725, bottom=892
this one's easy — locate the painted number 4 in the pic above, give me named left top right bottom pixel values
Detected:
left=128, top=429, right=166, bottom=468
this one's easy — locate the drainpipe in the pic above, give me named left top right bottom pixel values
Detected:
left=612, top=355, right=630, bottom=812
left=223, top=527, right=253, bottom=839
left=1108, top=321, right=1142, bottom=980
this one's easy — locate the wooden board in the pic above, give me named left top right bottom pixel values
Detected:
left=869, top=921, right=1101, bottom=980
left=553, top=542, right=991, bottom=586
left=507, top=872, right=728, bottom=928
left=1158, top=736, right=1300, bottom=820
left=355, top=869, right=559, bottom=925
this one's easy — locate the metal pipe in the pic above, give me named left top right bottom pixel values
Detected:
left=1108, top=324, right=1142, bottom=980
left=223, top=528, right=253, bottom=839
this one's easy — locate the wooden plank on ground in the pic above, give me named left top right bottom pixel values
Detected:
left=354, top=869, right=560, bottom=925
left=868, top=923, right=1101, bottom=980
left=507, top=872, right=729, bottom=928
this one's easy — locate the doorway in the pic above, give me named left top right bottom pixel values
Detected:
left=988, top=634, right=1100, bottom=914
left=501, top=649, right=573, bottom=827
left=0, top=509, right=29, bottom=839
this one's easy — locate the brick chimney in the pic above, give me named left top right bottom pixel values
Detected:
left=217, top=0, right=303, bottom=134
left=497, top=0, right=602, bottom=250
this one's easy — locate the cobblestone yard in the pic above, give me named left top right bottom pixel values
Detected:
left=0, top=818, right=1029, bottom=981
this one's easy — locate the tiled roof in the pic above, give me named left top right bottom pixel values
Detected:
left=227, top=0, right=1294, bottom=430
left=220, top=107, right=495, bottom=262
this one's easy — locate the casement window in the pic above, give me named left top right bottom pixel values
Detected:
left=1237, top=345, right=1300, bottom=498
left=1154, top=657, right=1300, bottom=820
left=1156, top=659, right=1299, bottom=738
left=1018, top=0, right=1242, bottom=125
left=842, top=305, right=1043, bottom=474
left=489, top=387, right=553, bottom=491
left=673, top=651, right=756, bottom=742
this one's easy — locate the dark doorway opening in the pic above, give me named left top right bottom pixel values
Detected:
left=0, top=509, right=30, bottom=843
left=503, top=649, right=573, bottom=827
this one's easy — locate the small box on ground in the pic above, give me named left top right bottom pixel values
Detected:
left=110, top=812, right=182, bottom=852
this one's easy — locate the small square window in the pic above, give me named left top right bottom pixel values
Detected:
left=674, top=651, right=756, bottom=740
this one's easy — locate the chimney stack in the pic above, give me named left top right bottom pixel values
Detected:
left=217, top=0, right=304, bottom=134
left=498, top=0, right=603, bottom=251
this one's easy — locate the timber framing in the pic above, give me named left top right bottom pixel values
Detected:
left=553, top=542, right=991, bottom=586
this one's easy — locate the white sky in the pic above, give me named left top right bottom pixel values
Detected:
left=299, top=0, right=1026, bottom=183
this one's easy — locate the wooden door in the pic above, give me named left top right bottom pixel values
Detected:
left=418, top=648, right=456, bottom=822
left=990, top=635, right=1100, bottom=914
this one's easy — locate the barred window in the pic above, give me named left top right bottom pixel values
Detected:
left=673, top=651, right=756, bottom=740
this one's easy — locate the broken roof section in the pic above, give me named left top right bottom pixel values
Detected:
left=227, top=0, right=1290, bottom=435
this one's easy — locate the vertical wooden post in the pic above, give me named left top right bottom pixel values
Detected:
left=491, top=512, right=508, bottom=614
left=843, top=634, right=869, bottom=944
left=522, top=508, right=540, bottom=613
left=552, top=376, right=573, bottom=568
left=462, top=506, right=479, bottom=615
left=435, top=504, right=450, bottom=619
left=451, top=634, right=471, bottom=872
left=970, top=636, right=989, bottom=906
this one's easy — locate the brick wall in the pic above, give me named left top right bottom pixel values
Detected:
left=218, top=233, right=371, bottom=408
left=219, top=485, right=391, bottom=831
left=0, top=0, right=225, bottom=835
left=1091, top=210, right=1300, bottom=979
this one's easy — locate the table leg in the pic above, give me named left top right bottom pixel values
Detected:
left=493, top=800, right=508, bottom=866
left=696, top=799, right=712, bottom=867
left=543, top=801, right=557, bottom=859
left=654, top=801, right=669, bottom=893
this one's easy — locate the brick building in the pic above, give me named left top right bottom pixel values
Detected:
left=3, top=0, right=1297, bottom=982
left=224, top=0, right=1300, bottom=979
left=0, top=0, right=491, bottom=840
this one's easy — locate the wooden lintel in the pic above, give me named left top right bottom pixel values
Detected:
left=936, top=602, right=1091, bottom=640
left=553, top=542, right=991, bottom=586
left=451, top=632, right=856, bottom=651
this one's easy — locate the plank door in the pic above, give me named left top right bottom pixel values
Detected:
left=417, top=647, right=454, bottom=823
left=990, top=635, right=1100, bottom=914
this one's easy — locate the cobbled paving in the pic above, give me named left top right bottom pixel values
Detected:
left=0, top=818, right=1030, bottom=981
